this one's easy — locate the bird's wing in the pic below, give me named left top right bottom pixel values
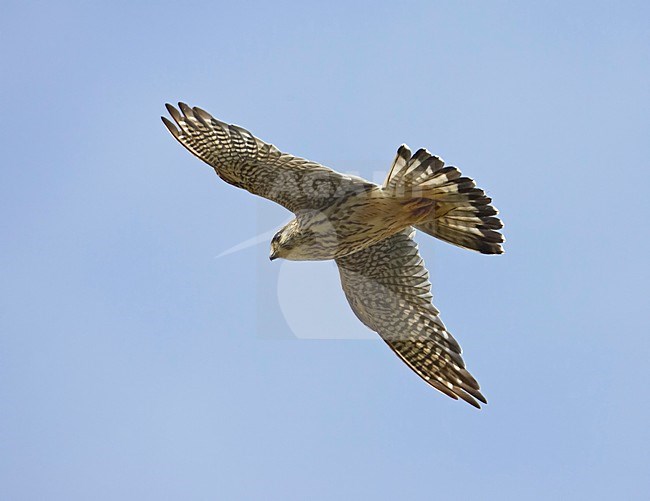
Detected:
left=162, top=103, right=370, bottom=213
left=335, top=229, right=487, bottom=408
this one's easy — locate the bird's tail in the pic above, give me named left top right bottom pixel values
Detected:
left=383, top=145, right=504, bottom=254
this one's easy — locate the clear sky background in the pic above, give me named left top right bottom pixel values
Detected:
left=1, top=1, right=649, bottom=499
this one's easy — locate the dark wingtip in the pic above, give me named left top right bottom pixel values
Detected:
left=473, top=390, right=488, bottom=405
left=161, top=116, right=180, bottom=138
left=165, top=103, right=182, bottom=124
left=193, top=106, right=213, bottom=125
left=455, top=387, right=483, bottom=409
left=178, top=102, right=193, bottom=117
left=456, top=391, right=482, bottom=409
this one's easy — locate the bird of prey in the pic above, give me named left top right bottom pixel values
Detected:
left=162, top=103, right=504, bottom=408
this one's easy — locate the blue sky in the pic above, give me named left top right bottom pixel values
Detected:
left=1, top=1, right=649, bottom=499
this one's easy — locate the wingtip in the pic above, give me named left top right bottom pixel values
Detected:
left=455, top=387, right=484, bottom=409
left=193, top=106, right=213, bottom=124
left=165, top=103, right=182, bottom=124
left=178, top=102, right=193, bottom=117
left=161, top=115, right=180, bottom=137
left=471, top=388, right=488, bottom=405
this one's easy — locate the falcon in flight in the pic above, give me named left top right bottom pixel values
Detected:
left=162, top=103, right=504, bottom=408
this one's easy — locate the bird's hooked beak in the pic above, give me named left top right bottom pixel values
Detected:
left=269, top=250, right=278, bottom=261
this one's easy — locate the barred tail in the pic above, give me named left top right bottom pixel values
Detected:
left=384, top=145, right=504, bottom=255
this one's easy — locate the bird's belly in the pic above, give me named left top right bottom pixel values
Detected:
left=323, top=191, right=410, bottom=258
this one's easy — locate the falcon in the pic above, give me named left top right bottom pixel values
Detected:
left=162, top=103, right=504, bottom=408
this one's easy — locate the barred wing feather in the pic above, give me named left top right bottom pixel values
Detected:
left=336, top=229, right=487, bottom=408
left=162, top=103, right=368, bottom=213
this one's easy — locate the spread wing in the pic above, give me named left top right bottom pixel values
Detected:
left=162, top=103, right=369, bottom=213
left=336, top=229, right=487, bottom=408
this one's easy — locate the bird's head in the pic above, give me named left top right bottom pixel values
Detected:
left=269, top=218, right=324, bottom=261
left=269, top=220, right=300, bottom=261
